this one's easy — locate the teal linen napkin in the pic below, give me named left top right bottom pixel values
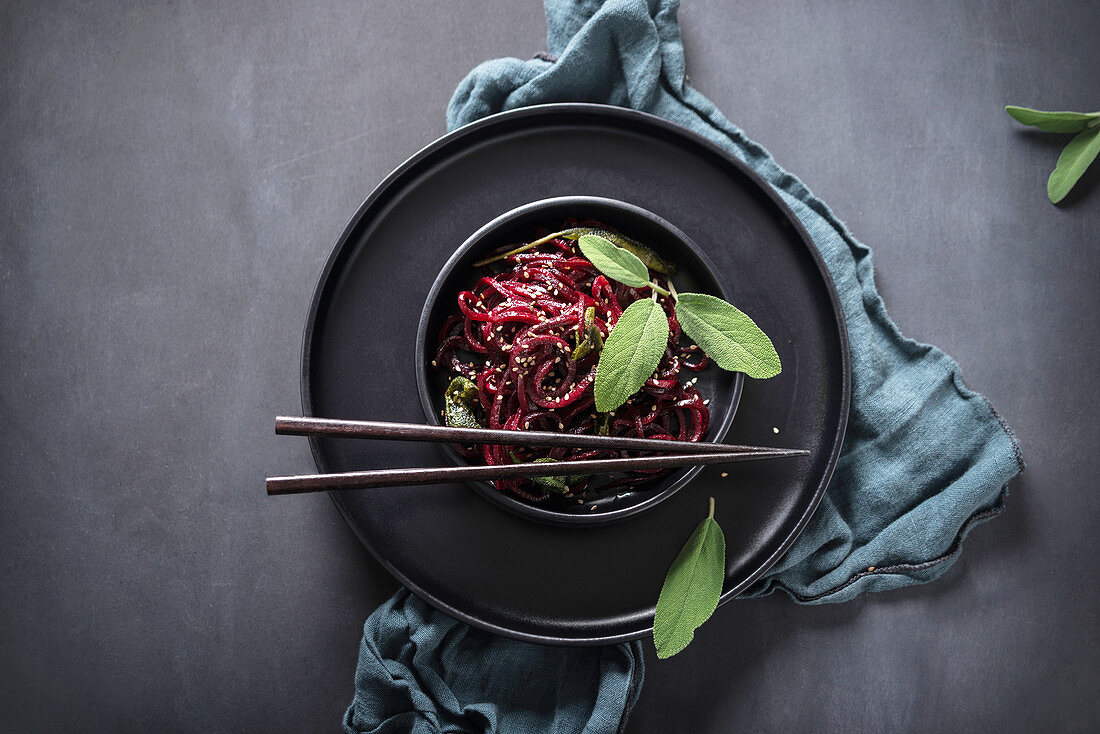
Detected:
left=343, top=590, right=642, bottom=734
left=344, top=1, right=1024, bottom=730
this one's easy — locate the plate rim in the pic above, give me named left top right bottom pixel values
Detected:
left=300, top=102, right=851, bottom=645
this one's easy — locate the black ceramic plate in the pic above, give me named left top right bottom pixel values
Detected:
left=303, top=104, right=850, bottom=645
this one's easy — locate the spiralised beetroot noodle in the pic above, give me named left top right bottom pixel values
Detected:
left=435, top=220, right=711, bottom=503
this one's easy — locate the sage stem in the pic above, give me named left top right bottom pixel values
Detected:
left=648, top=280, right=671, bottom=297
left=473, top=229, right=575, bottom=267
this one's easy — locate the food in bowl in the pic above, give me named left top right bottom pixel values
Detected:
left=432, top=221, right=781, bottom=504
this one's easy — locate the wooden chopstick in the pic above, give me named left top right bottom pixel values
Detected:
left=276, top=416, right=784, bottom=455
left=266, top=448, right=809, bottom=495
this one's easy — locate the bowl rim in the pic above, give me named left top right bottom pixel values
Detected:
left=414, top=194, right=744, bottom=526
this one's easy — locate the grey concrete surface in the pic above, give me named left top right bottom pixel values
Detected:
left=1, top=1, right=1097, bottom=731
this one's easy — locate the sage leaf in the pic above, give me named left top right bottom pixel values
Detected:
left=443, top=376, right=482, bottom=429
left=1048, top=127, right=1100, bottom=203
left=674, top=293, right=781, bottom=379
left=605, top=236, right=678, bottom=275
left=578, top=234, right=651, bottom=289
left=594, top=298, right=669, bottom=412
left=572, top=305, right=603, bottom=361
left=558, top=228, right=678, bottom=274
left=572, top=322, right=603, bottom=363
left=653, top=497, right=725, bottom=659
left=574, top=306, right=595, bottom=349
left=1005, top=105, right=1100, bottom=134
left=528, top=457, right=587, bottom=493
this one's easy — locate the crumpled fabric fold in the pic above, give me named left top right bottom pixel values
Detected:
left=343, top=590, right=643, bottom=734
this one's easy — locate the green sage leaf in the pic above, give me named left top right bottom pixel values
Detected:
left=578, top=234, right=652, bottom=289
left=559, top=228, right=678, bottom=274
left=572, top=323, right=603, bottom=363
left=443, top=376, right=482, bottom=429
left=528, top=457, right=587, bottom=493
left=594, top=298, right=669, bottom=412
left=605, top=236, right=678, bottom=275
left=572, top=306, right=603, bottom=362
left=653, top=497, right=725, bottom=659
left=574, top=306, right=594, bottom=349
left=1048, top=127, right=1100, bottom=203
left=674, top=293, right=781, bottom=379
left=1005, top=105, right=1100, bottom=134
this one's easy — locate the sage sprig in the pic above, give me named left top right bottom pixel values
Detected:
left=653, top=497, right=726, bottom=659
left=582, top=234, right=781, bottom=412
left=1006, top=105, right=1100, bottom=203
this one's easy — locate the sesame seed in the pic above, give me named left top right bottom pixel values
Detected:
left=703, top=399, right=710, bottom=405
left=772, top=427, right=780, bottom=434
left=431, top=360, right=437, bottom=367
left=721, top=472, right=728, bottom=477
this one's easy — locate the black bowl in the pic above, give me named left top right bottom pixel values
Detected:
left=415, top=196, right=744, bottom=526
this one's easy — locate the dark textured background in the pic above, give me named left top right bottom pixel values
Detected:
left=2, top=1, right=1097, bottom=731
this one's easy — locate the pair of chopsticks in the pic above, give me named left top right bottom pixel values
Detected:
left=266, top=416, right=810, bottom=495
